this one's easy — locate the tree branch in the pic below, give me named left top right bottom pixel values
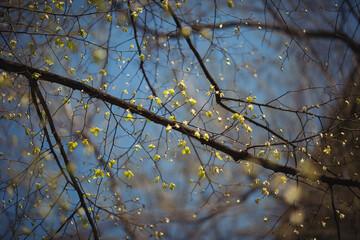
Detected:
left=141, top=19, right=360, bottom=55
left=29, top=78, right=100, bottom=240
left=1, top=58, right=359, bottom=189
left=166, top=5, right=297, bottom=149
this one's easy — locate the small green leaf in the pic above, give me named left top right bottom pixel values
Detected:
left=55, top=38, right=64, bottom=47
left=153, top=154, right=161, bottom=162
left=109, top=159, right=116, bottom=168
left=66, top=141, right=78, bottom=152
left=90, top=127, right=102, bottom=136
left=182, top=146, right=191, bottom=155
left=124, top=170, right=134, bottom=179
left=93, top=169, right=104, bottom=179
left=82, top=218, right=88, bottom=227
left=66, top=41, right=75, bottom=50
left=323, top=145, right=331, bottom=155
left=215, top=152, right=223, bottom=161
left=273, top=149, right=280, bottom=161
left=148, top=144, right=156, bottom=149
left=198, top=166, right=206, bottom=179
